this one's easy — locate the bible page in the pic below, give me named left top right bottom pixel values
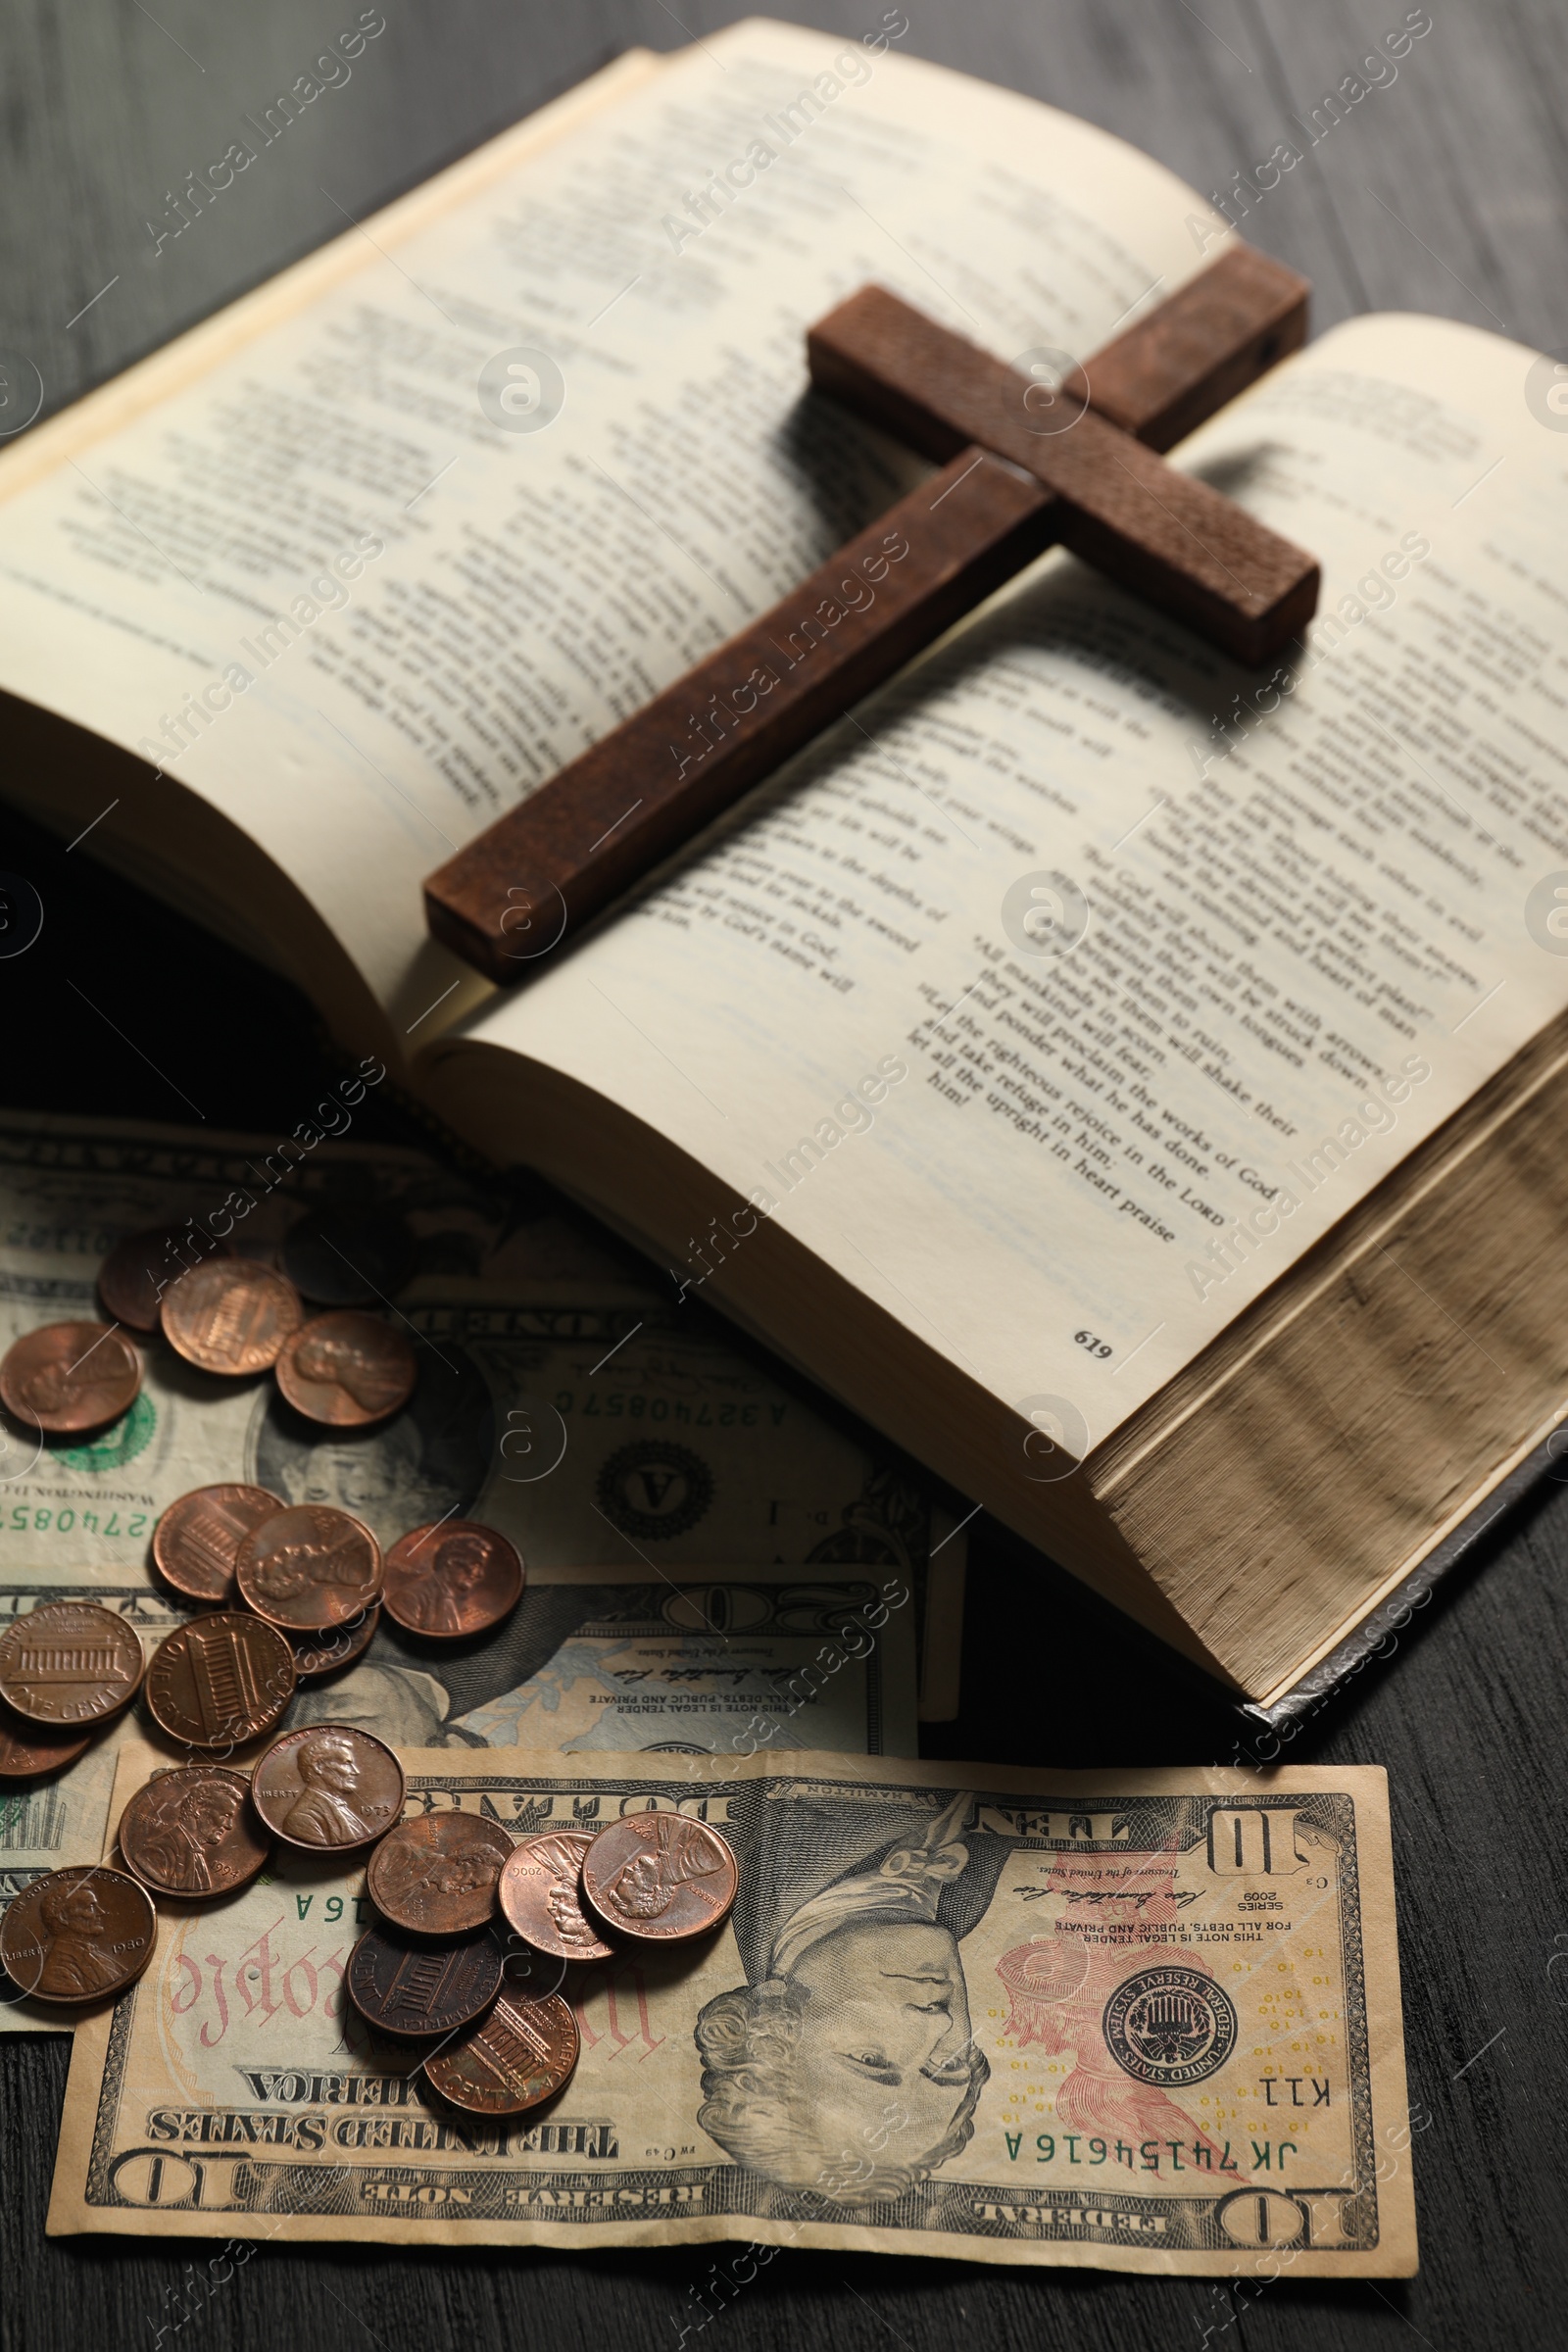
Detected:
left=439, top=308, right=1568, bottom=1448
left=0, top=16, right=1219, bottom=1034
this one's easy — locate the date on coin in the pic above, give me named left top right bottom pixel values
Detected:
left=0, top=1864, right=156, bottom=2003
left=367, top=1812, right=514, bottom=1936
left=251, top=1724, right=405, bottom=1851
left=498, top=1832, right=612, bottom=1963
left=580, top=1812, right=738, bottom=1945
left=119, top=1765, right=271, bottom=1899
left=0, top=1705, right=92, bottom=1780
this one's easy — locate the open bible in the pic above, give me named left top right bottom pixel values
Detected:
left=3, top=15, right=1565, bottom=1709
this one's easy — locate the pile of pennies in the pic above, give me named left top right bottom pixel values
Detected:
left=0, top=1210, right=741, bottom=2094
left=0, top=1716, right=740, bottom=2120
left=0, top=1207, right=425, bottom=1453
left=0, top=1208, right=525, bottom=1783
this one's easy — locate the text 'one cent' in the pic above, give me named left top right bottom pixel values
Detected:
left=424, top=1989, right=579, bottom=2115
left=0, top=1602, right=144, bottom=1726
left=145, top=1613, right=296, bottom=1749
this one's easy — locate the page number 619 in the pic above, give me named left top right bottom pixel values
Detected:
left=1074, top=1330, right=1112, bottom=1360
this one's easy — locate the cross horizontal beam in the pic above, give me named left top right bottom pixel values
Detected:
left=425, top=246, right=1313, bottom=985
left=808, top=280, right=1317, bottom=662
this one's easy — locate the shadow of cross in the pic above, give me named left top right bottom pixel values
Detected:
left=425, top=244, right=1319, bottom=985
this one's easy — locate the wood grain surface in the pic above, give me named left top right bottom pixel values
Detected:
left=3, top=5, right=1566, bottom=2349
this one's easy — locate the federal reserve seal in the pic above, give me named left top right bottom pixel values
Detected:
left=1102, top=1964, right=1237, bottom=2086
left=594, top=1441, right=712, bottom=1541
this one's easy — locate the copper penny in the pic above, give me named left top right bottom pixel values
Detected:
left=289, top=1603, right=380, bottom=1681
left=346, top=1919, right=504, bottom=2037
left=498, top=1832, right=613, bottom=1962
left=0, top=1864, right=156, bottom=2003
left=234, top=1504, right=382, bottom=1632
left=424, top=1988, right=579, bottom=2116
left=99, top=1226, right=232, bottom=1334
left=161, top=1257, right=303, bottom=1374
left=381, top=1520, right=524, bottom=1640
left=0, top=1602, right=144, bottom=1726
left=0, top=1321, right=141, bottom=1435
left=144, top=1612, right=296, bottom=1748
left=252, top=1723, right=404, bottom=1851
left=367, top=1812, right=514, bottom=1936
left=0, top=1703, right=92, bottom=1779
left=580, top=1812, right=738, bottom=1945
left=152, top=1483, right=284, bottom=1603
left=274, top=1309, right=416, bottom=1428
left=119, top=1765, right=270, bottom=1899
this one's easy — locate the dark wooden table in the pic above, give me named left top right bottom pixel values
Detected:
left=3, top=4, right=1565, bottom=2347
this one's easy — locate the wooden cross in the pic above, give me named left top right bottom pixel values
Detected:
left=425, top=245, right=1317, bottom=983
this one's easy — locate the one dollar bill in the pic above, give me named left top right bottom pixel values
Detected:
left=50, top=1748, right=1415, bottom=2275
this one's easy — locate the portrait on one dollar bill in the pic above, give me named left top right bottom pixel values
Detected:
left=50, top=1751, right=1416, bottom=2275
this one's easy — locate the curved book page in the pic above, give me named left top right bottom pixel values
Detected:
left=0, top=18, right=1219, bottom=1049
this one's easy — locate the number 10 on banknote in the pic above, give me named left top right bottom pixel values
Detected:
left=51, top=1749, right=1415, bottom=2277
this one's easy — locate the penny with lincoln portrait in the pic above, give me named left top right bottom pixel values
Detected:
left=498, top=1832, right=613, bottom=1963
left=0, top=1704, right=92, bottom=1780
left=119, top=1765, right=270, bottom=1900
left=346, top=1919, right=505, bottom=2037
left=0, top=1864, right=156, bottom=2004
left=367, top=1811, right=514, bottom=1936
left=274, top=1310, right=416, bottom=1427
left=152, top=1483, right=284, bottom=1604
left=423, top=1988, right=580, bottom=2116
left=0, top=1321, right=141, bottom=1435
left=381, top=1521, right=524, bottom=1640
left=580, top=1812, right=739, bottom=1945
left=144, top=1612, right=297, bottom=1749
left=161, top=1257, right=303, bottom=1375
left=251, top=1723, right=405, bottom=1852
left=0, top=1601, right=144, bottom=1727
left=234, top=1503, right=382, bottom=1633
